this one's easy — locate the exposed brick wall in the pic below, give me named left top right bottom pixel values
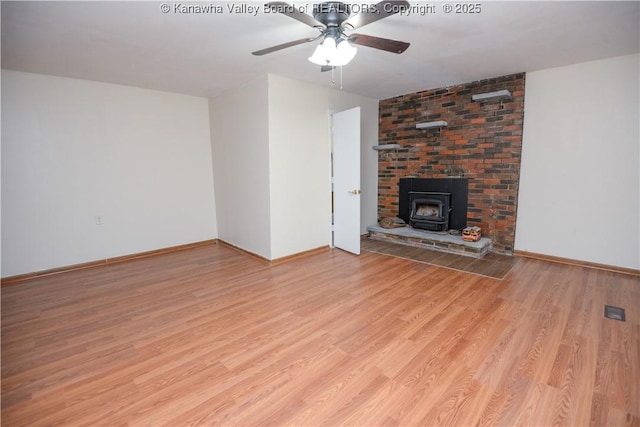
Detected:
left=378, top=73, right=525, bottom=254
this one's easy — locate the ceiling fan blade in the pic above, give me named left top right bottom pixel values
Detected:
left=349, top=33, right=410, bottom=54
left=342, top=0, right=409, bottom=30
left=252, top=37, right=318, bottom=56
left=264, top=2, right=325, bottom=28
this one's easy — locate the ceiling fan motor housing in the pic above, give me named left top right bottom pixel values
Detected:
left=313, top=2, right=351, bottom=27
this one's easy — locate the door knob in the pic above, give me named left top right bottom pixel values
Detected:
left=348, top=189, right=361, bottom=195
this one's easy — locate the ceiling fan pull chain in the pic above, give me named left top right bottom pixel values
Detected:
left=331, top=65, right=336, bottom=86
left=340, top=65, right=343, bottom=91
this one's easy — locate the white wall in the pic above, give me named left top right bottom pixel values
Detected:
left=516, top=54, right=639, bottom=269
left=209, top=77, right=272, bottom=259
left=267, top=75, right=379, bottom=259
left=1, top=70, right=377, bottom=273
left=210, top=74, right=378, bottom=260
left=1, top=70, right=217, bottom=277
left=267, top=75, right=331, bottom=259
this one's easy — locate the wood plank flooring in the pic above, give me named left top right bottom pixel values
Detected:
left=2, top=242, right=639, bottom=426
left=361, top=238, right=516, bottom=279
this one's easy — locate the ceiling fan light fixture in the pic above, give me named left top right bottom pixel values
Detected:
left=308, top=36, right=356, bottom=66
left=314, top=36, right=333, bottom=63
left=335, top=38, right=357, bottom=65
left=308, top=36, right=335, bottom=65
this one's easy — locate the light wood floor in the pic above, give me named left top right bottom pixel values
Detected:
left=362, top=238, right=516, bottom=280
left=2, top=242, right=638, bottom=426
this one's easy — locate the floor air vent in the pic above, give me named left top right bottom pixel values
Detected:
left=604, top=305, right=626, bottom=321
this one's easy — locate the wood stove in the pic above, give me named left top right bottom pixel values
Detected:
left=409, top=192, right=451, bottom=231
left=399, top=178, right=468, bottom=232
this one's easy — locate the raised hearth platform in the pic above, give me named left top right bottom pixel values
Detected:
left=367, top=224, right=493, bottom=258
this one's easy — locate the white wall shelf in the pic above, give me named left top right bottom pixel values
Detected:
left=416, top=120, right=448, bottom=129
left=372, top=144, right=401, bottom=151
left=472, top=89, right=511, bottom=101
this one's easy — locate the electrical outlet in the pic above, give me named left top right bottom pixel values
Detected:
left=95, top=216, right=104, bottom=225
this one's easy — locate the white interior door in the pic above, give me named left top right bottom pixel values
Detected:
left=332, top=107, right=361, bottom=255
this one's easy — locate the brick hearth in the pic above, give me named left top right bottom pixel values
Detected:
left=367, top=225, right=493, bottom=258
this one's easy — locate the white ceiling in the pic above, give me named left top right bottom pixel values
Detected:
left=2, top=1, right=639, bottom=100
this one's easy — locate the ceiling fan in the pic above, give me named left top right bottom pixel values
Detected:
left=252, top=1, right=410, bottom=69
